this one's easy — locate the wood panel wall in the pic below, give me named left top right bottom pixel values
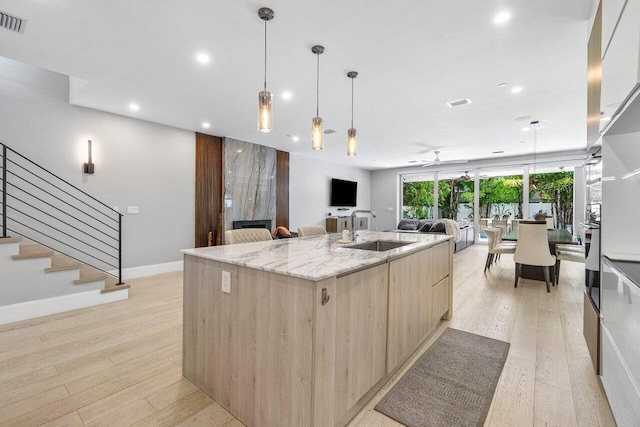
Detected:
left=195, top=133, right=223, bottom=247
left=276, top=150, right=290, bottom=229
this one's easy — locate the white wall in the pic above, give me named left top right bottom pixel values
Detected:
left=0, top=73, right=195, bottom=269
left=289, top=154, right=372, bottom=231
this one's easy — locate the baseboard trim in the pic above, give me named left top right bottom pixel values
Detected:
left=109, top=260, right=183, bottom=280
left=0, top=289, right=129, bottom=325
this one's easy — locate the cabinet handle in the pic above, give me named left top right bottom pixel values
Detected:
left=321, top=287, right=330, bottom=305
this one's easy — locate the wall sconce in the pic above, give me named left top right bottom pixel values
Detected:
left=83, top=139, right=95, bottom=174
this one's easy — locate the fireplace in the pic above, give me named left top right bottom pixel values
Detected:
left=233, top=219, right=272, bottom=231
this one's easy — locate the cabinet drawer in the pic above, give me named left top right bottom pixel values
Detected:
left=601, top=325, right=640, bottom=425
left=601, top=262, right=640, bottom=386
left=432, top=241, right=451, bottom=283
left=432, top=277, right=450, bottom=326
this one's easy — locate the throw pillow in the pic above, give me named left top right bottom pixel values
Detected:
left=397, top=219, right=419, bottom=230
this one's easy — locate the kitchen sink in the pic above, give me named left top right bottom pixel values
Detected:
left=344, top=240, right=412, bottom=252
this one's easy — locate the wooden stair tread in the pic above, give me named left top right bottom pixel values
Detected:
left=101, top=283, right=130, bottom=294
left=0, top=236, right=22, bottom=244
left=45, top=255, right=82, bottom=272
left=12, top=243, right=54, bottom=260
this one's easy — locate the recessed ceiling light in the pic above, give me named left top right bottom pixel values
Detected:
left=494, top=11, right=512, bottom=25
left=202, top=122, right=210, bottom=129
left=292, top=136, right=300, bottom=142
left=511, top=86, right=523, bottom=94
left=237, top=149, right=243, bottom=153
left=196, top=53, right=210, bottom=64
left=522, top=126, right=530, bottom=132
left=282, top=91, right=293, bottom=100
left=498, top=83, right=507, bottom=88
left=129, top=103, right=140, bottom=111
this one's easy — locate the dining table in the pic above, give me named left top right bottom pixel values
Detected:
left=502, top=228, right=579, bottom=281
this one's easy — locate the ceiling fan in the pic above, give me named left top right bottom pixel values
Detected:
left=421, top=151, right=468, bottom=168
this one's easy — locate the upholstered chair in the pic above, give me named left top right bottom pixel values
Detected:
left=514, top=222, right=556, bottom=292
left=554, top=226, right=586, bottom=284
left=492, top=219, right=508, bottom=237
left=225, top=228, right=272, bottom=245
left=297, top=226, right=328, bottom=237
left=484, top=227, right=516, bottom=273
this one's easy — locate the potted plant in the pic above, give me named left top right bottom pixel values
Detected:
left=533, top=210, right=548, bottom=221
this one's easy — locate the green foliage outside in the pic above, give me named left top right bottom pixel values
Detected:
left=402, top=171, right=574, bottom=226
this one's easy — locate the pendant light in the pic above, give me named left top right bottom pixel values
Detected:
left=347, top=71, right=358, bottom=156
left=257, top=8, right=274, bottom=133
left=311, top=45, right=325, bottom=150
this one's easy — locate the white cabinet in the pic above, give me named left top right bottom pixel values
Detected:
left=600, top=0, right=640, bottom=132
left=600, top=257, right=640, bottom=425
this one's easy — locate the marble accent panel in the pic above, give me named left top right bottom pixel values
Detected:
left=182, top=231, right=452, bottom=281
left=223, top=138, right=276, bottom=233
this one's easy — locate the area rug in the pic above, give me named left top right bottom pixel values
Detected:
left=374, top=328, right=510, bottom=427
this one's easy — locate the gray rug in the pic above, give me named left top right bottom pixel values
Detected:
left=375, top=328, right=510, bottom=427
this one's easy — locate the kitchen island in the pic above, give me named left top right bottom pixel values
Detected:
left=181, top=231, right=453, bottom=426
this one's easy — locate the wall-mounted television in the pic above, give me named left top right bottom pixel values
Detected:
left=330, top=178, right=357, bottom=207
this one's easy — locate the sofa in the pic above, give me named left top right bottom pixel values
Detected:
left=392, top=218, right=475, bottom=253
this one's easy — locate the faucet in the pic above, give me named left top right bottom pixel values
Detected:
left=350, top=210, right=377, bottom=241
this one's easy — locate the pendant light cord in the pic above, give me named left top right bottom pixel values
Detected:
left=263, top=20, right=267, bottom=91
left=316, top=53, right=320, bottom=117
left=351, top=78, right=354, bottom=128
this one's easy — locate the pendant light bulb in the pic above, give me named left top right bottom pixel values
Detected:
left=257, top=8, right=274, bottom=133
left=311, top=45, right=325, bottom=150
left=347, top=71, right=358, bottom=156
left=312, top=117, right=324, bottom=150
left=347, top=128, right=357, bottom=156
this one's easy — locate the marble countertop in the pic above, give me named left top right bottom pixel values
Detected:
left=181, top=231, right=452, bottom=281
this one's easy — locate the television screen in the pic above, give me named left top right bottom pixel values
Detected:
left=330, top=179, right=357, bottom=207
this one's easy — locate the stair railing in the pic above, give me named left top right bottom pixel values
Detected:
left=0, top=142, right=124, bottom=285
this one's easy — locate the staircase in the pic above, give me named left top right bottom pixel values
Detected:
left=1, top=142, right=129, bottom=324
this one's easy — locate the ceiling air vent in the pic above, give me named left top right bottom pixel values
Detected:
left=446, top=98, right=471, bottom=108
left=323, top=129, right=336, bottom=135
left=0, top=10, right=26, bottom=34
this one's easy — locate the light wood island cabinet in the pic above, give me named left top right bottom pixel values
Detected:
left=182, top=231, right=453, bottom=426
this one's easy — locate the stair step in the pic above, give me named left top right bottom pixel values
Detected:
left=45, top=255, right=82, bottom=273
left=0, top=236, right=22, bottom=244
left=12, top=243, right=54, bottom=260
left=73, top=265, right=107, bottom=285
left=101, top=283, right=130, bottom=294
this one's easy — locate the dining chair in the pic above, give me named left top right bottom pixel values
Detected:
left=555, top=227, right=586, bottom=284
left=514, top=222, right=556, bottom=292
left=512, top=219, right=520, bottom=232
left=225, top=228, right=273, bottom=245
left=297, top=226, right=328, bottom=237
left=479, top=219, right=488, bottom=234
left=484, top=228, right=516, bottom=273
left=545, top=217, right=554, bottom=230
left=493, top=219, right=508, bottom=236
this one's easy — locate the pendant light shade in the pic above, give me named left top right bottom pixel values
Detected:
left=257, top=8, right=274, bottom=133
left=347, top=71, right=358, bottom=156
left=258, top=90, right=272, bottom=132
left=347, top=128, right=357, bottom=156
left=311, top=45, right=325, bottom=150
left=312, top=116, right=324, bottom=150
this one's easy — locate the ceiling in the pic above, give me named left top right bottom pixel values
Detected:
left=0, top=0, right=594, bottom=170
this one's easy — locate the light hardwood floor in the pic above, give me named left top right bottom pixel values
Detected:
left=0, top=244, right=615, bottom=426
